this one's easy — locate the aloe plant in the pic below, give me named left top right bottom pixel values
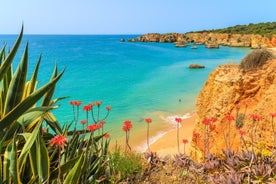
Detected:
left=0, top=27, right=130, bottom=184
left=0, top=26, right=68, bottom=183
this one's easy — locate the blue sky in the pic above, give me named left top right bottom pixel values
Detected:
left=1, top=0, right=276, bottom=34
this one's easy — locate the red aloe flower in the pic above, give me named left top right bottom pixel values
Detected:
left=95, top=101, right=102, bottom=106
left=175, top=117, right=182, bottom=123
left=145, top=118, right=152, bottom=123
left=89, top=102, right=95, bottom=107
left=75, top=101, right=82, bottom=106
left=122, top=125, right=128, bottom=132
left=70, top=100, right=82, bottom=106
left=80, top=120, right=87, bottom=125
left=249, top=113, right=263, bottom=121
left=225, top=114, right=235, bottom=152
left=105, top=106, right=112, bottom=111
left=210, top=117, right=217, bottom=123
left=269, top=112, right=276, bottom=118
left=104, top=133, right=110, bottom=138
left=123, top=120, right=132, bottom=152
left=225, top=114, right=235, bottom=121
left=202, top=118, right=213, bottom=158
left=209, top=124, right=216, bottom=131
left=182, top=139, right=188, bottom=144
left=145, top=118, right=152, bottom=151
left=193, top=132, right=200, bottom=139
left=182, top=138, right=188, bottom=154
left=51, top=134, right=68, bottom=184
left=87, top=124, right=100, bottom=132
left=202, top=118, right=211, bottom=125
left=83, top=104, right=92, bottom=112
left=239, top=130, right=246, bottom=136
left=100, top=120, right=106, bottom=126
left=123, top=120, right=132, bottom=131
left=70, top=100, right=82, bottom=131
left=50, top=135, right=67, bottom=148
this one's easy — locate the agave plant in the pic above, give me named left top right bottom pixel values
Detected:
left=0, top=27, right=111, bottom=184
left=0, top=26, right=70, bottom=183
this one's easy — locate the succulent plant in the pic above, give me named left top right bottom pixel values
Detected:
left=0, top=27, right=111, bottom=184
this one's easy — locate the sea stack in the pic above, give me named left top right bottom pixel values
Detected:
left=189, top=64, right=205, bottom=69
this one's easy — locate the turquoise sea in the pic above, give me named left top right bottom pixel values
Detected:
left=0, top=35, right=250, bottom=150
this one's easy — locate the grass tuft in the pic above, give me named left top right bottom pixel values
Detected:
left=109, top=146, right=144, bottom=183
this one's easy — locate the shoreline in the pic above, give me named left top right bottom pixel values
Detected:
left=129, top=47, right=276, bottom=156
left=133, top=113, right=197, bottom=156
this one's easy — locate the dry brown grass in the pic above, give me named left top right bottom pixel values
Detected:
left=240, top=49, right=273, bottom=71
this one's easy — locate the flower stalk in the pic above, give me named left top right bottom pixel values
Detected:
left=122, top=120, right=132, bottom=152
left=145, top=118, right=152, bottom=151
left=175, top=117, right=182, bottom=153
left=50, top=135, right=67, bottom=184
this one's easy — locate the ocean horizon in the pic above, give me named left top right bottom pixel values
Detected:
left=0, top=34, right=251, bottom=149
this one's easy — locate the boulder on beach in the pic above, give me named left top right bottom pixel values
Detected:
left=189, top=64, right=205, bottom=69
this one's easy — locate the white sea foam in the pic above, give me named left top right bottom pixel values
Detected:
left=135, top=113, right=191, bottom=152
left=165, top=113, right=191, bottom=123
left=161, top=113, right=191, bottom=128
left=135, top=131, right=167, bottom=152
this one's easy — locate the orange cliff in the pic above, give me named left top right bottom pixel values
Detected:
left=136, top=33, right=276, bottom=49
left=190, top=49, right=276, bottom=160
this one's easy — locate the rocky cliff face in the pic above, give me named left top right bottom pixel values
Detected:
left=191, top=50, right=276, bottom=159
left=137, top=33, right=276, bottom=49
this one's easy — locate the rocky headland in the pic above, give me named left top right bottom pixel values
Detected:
left=191, top=49, right=276, bottom=159
left=134, top=32, right=276, bottom=49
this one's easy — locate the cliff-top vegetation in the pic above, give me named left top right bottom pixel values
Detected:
left=191, top=22, right=276, bottom=37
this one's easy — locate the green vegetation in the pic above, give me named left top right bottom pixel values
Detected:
left=240, top=49, right=273, bottom=70
left=193, top=22, right=276, bottom=37
left=0, top=27, right=111, bottom=184
left=109, top=146, right=144, bottom=183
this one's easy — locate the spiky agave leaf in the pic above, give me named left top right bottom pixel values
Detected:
left=3, top=137, right=21, bottom=184
left=0, top=26, right=23, bottom=81
left=23, top=55, right=41, bottom=99
left=0, top=68, right=65, bottom=130
left=0, top=44, right=6, bottom=65
left=18, top=119, right=43, bottom=171
left=4, top=43, right=28, bottom=115
left=49, top=156, right=80, bottom=182
left=41, top=64, right=57, bottom=106
left=63, top=153, right=85, bottom=184
left=37, top=132, right=50, bottom=182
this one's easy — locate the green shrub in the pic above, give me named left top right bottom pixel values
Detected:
left=109, top=146, right=143, bottom=182
left=235, top=113, right=245, bottom=129
left=240, top=49, right=273, bottom=70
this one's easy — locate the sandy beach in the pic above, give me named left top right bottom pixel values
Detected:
left=146, top=113, right=197, bottom=156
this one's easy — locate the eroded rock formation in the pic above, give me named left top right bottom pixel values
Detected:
left=137, top=33, right=276, bottom=49
left=191, top=50, right=276, bottom=159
